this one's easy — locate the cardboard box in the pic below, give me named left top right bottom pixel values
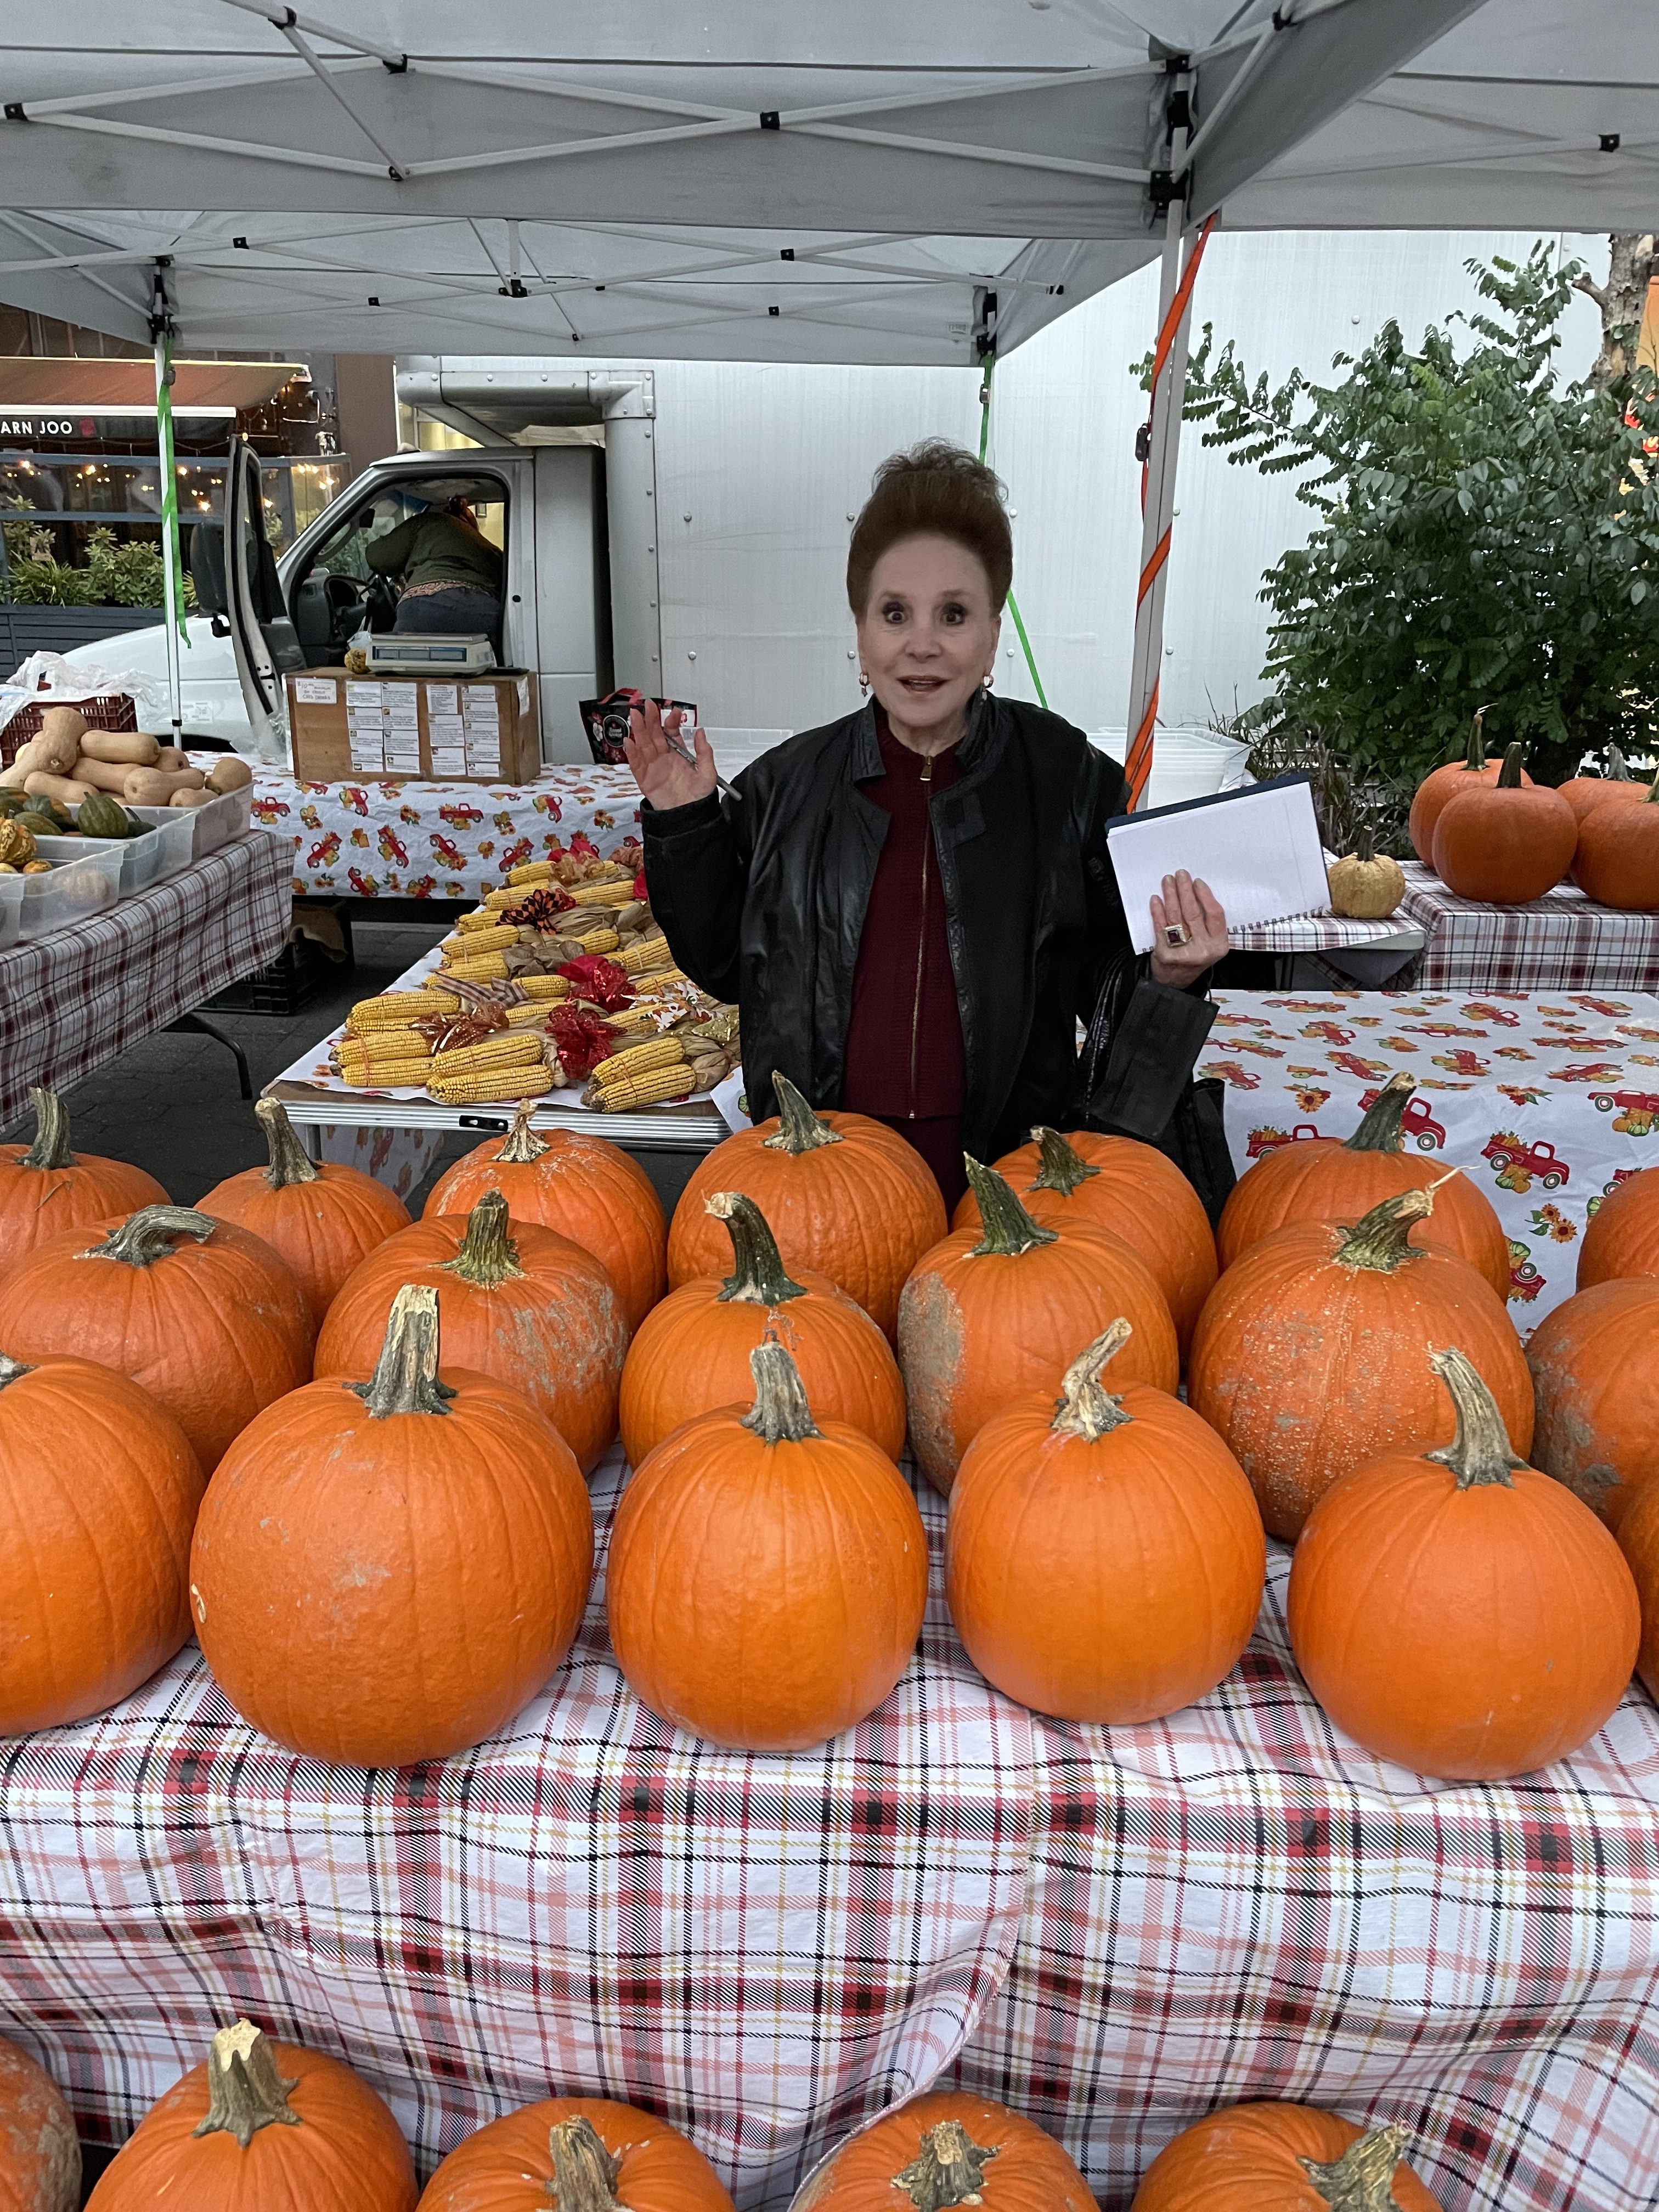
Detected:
left=286, top=668, right=541, bottom=785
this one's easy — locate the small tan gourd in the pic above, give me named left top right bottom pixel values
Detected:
left=1327, top=826, right=1406, bottom=919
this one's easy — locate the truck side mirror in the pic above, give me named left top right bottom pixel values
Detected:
left=190, top=521, right=229, bottom=616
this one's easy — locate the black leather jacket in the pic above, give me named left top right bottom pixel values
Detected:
left=642, top=693, right=1211, bottom=1161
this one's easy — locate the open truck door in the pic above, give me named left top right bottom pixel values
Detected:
left=190, top=436, right=304, bottom=761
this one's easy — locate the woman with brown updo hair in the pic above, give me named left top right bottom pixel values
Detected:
left=628, top=440, right=1228, bottom=1210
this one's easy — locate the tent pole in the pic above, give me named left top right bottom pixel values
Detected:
left=149, top=264, right=184, bottom=747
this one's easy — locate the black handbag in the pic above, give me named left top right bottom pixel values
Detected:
left=1080, top=967, right=1236, bottom=1228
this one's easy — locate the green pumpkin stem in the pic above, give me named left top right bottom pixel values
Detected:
left=761, top=1073, right=842, bottom=1155
left=1425, top=1347, right=1523, bottom=1491
left=83, top=1205, right=215, bottom=1268
left=442, top=1189, right=523, bottom=1286
left=19, top=1087, right=74, bottom=1172
left=255, top=1097, right=321, bottom=1189
left=1299, top=2123, right=1412, bottom=2212
left=1496, top=742, right=1526, bottom=789
left=966, top=1158, right=1059, bottom=1257
left=1344, top=1072, right=1413, bottom=1155
left=1029, top=1127, right=1099, bottom=1198
left=1331, top=1187, right=1433, bottom=1272
left=742, top=1336, right=821, bottom=1444
left=1051, top=1321, right=1136, bottom=1441
left=496, top=1103, right=550, bottom=1164
left=893, top=2121, right=1001, bottom=2212
left=708, top=1190, right=807, bottom=1306
left=0, top=1353, right=31, bottom=1393
left=191, top=2022, right=302, bottom=2150
left=546, top=2116, right=625, bottom=2211
left=352, top=1284, right=455, bottom=1419
left=1448, top=706, right=1488, bottom=770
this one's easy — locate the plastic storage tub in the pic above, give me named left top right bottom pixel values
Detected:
left=174, top=783, right=252, bottom=860
left=0, top=842, right=123, bottom=942
left=114, top=806, right=208, bottom=890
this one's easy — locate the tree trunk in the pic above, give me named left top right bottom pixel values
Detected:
left=1575, top=233, right=1657, bottom=389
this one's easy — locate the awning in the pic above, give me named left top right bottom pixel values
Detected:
left=0, top=357, right=304, bottom=411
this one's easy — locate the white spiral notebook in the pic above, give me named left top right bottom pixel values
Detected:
left=1105, top=772, right=1329, bottom=953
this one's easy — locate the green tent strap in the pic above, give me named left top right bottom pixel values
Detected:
left=155, top=330, right=188, bottom=648
left=978, top=351, right=1047, bottom=712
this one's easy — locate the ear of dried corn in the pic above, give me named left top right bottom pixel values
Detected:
left=428, top=1067, right=556, bottom=1106
left=501, top=1001, right=554, bottom=1029
left=348, top=989, right=459, bottom=1032
left=441, top=924, right=519, bottom=960
left=483, top=885, right=537, bottom=912
left=631, top=968, right=689, bottom=996
left=335, top=1053, right=436, bottom=1088
left=441, top=952, right=511, bottom=983
left=565, top=880, right=637, bottom=907
left=615, top=937, right=675, bottom=977
left=515, top=974, right=571, bottom=1001
left=428, top=1030, right=547, bottom=1080
left=334, top=1024, right=429, bottom=1060
left=454, top=907, right=506, bottom=933
left=582, top=1066, right=697, bottom=1111
left=506, top=860, right=555, bottom=886
left=589, top=1035, right=686, bottom=1085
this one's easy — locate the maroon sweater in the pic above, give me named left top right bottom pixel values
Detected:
left=840, top=710, right=968, bottom=1201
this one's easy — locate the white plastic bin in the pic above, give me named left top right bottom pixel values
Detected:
left=0, top=842, right=123, bottom=940
left=178, top=783, right=253, bottom=859
left=114, top=806, right=207, bottom=891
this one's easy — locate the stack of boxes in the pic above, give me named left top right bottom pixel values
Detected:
left=285, top=668, right=541, bottom=785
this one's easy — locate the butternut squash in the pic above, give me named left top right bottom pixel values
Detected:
left=24, top=770, right=97, bottom=807
left=79, top=729, right=160, bottom=768
left=28, top=707, right=87, bottom=775
left=207, top=755, right=253, bottom=794
left=124, top=765, right=207, bottom=805
left=72, top=754, right=146, bottom=795
left=168, top=788, right=219, bottom=809
left=155, top=748, right=191, bottom=773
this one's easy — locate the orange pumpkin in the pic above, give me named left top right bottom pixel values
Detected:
left=0, top=1204, right=313, bottom=1472
left=0, top=1347, right=203, bottom=1732
left=0, top=2033, right=79, bottom=2211
left=947, top=1322, right=1264, bottom=1723
left=607, top=1340, right=927, bottom=1751
left=418, top=2097, right=735, bottom=2211
left=0, top=1085, right=167, bottom=1268
left=1559, top=744, right=1640, bottom=834
left=620, top=1190, right=905, bottom=1465
left=192, top=1284, right=592, bottom=1768
left=1579, top=1164, right=1659, bottom=1289
left=199, top=1099, right=410, bottom=1327
left=1431, top=743, right=1576, bottom=902
left=899, top=1160, right=1178, bottom=1498
left=1616, top=1476, right=1659, bottom=1703
left=1188, top=1187, right=1531, bottom=1541
left=315, top=1191, right=627, bottom=1474
left=1216, top=1075, right=1508, bottom=1296
left=86, top=2018, right=416, bottom=2211
left=425, top=1104, right=665, bottom=1333
left=667, top=1076, right=946, bottom=1342
left=951, top=1126, right=1217, bottom=1351
left=1407, top=706, right=1528, bottom=864
left=1572, top=766, right=1659, bottom=910
left=1288, top=1349, right=1638, bottom=1779
left=794, top=2091, right=1093, bottom=2212
left=1129, top=2104, right=1441, bottom=2212
left=1526, top=1276, right=1659, bottom=1528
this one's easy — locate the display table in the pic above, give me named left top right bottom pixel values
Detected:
left=0, top=831, right=292, bottom=1131
left=0, top=1446, right=1652, bottom=2212
left=1398, top=861, right=1659, bottom=991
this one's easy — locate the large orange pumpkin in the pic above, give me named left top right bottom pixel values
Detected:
left=418, top=2097, right=735, bottom=2211
left=1407, top=706, right=1527, bottom=864
left=192, top=1284, right=593, bottom=1768
left=607, top=1340, right=927, bottom=1751
left=86, top=2019, right=416, bottom=2211
left=424, top=1104, right=666, bottom=1333
left=1431, top=743, right=1575, bottom=902
left=1130, top=2104, right=1441, bottom=2212
left=1188, top=1187, right=1531, bottom=1541
left=1572, top=766, right=1659, bottom=910
left=1288, top=1348, right=1637, bottom=1779
left=793, top=2091, right=1093, bottom=2212
left=0, top=1347, right=204, bottom=1733
left=1216, top=1075, right=1508, bottom=1296
left=1616, top=1476, right=1659, bottom=1703
left=620, top=1190, right=905, bottom=1465
left=0, top=2034, right=79, bottom=2211
left=1559, top=744, right=1640, bottom=835
left=667, top=1075, right=946, bottom=1341
left=0, top=1084, right=167, bottom=1268
left=1578, top=1163, right=1659, bottom=1289
left=951, top=1126, right=1217, bottom=1350
left=899, top=1160, right=1178, bottom=1498
left=0, top=1204, right=313, bottom=1472
left=199, top=1099, right=410, bottom=1327
left=1526, top=1276, right=1659, bottom=1528
left=947, top=1322, right=1264, bottom=1723
left=314, top=1190, right=627, bottom=1474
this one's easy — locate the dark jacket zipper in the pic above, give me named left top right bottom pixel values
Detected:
left=908, top=753, right=934, bottom=1115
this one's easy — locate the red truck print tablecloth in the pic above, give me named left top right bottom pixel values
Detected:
left=1210, top=988, right=1659, bottom=1329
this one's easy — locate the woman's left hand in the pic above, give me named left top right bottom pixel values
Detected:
left=1149, top=871, right=1227, bottom=987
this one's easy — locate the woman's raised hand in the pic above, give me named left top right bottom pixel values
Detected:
left=1149, top=871, right=1228, bottom=987
left=623, top=701, right=718, bottom=810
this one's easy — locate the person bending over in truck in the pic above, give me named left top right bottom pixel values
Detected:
left=365, top=497, right=504, bottom=656
left=624, top=438, right=1231, bottom=1214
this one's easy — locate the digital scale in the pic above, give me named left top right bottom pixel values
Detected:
left=364, top=633, right=497, bottom=674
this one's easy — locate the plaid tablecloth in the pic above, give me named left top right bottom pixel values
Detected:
left=0, top=1448, right=1654, bottom=2211
left=1227, top=909, right=1420, bottom=955
left=0, top=831, right=292, bottom=1132
left=1400, top=862, right=1659, bottom=992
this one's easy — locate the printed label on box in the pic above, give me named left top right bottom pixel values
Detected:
left=349, top=743, right=385, bottom=772
left=386, top=703, right=420, bottom=729
left=430, top=749, right=467, bottom=776
left=424, top=684, right=459, bottom=717
left=293, top=676, right=338, bottom=705
left=345, top=682, right=385, bottom=707
left=428, top=714, right=465, bottom=741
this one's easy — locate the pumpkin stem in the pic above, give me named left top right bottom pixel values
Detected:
left=1351, top=824, right=1376, bottom=865
left=893, top=2120, right=1000, bottom=2211
left=1300, top=2123, right=1411, bottom=2212
left=1496, top=742, right=1526, bottom=789
left=1029, top=1127, right=1099, bottom=1198
left=965, top=1158, right=1059, bottom=1257
left=1344, top=1072, right=1413, bottom=1155
left=761, top=1073, right=842, bottom=1155
left=742, top=1336, right=821, bottom=1444
left=544, top=2116, right=624, bottom=2210
left=496, top=1103, right=551, bottom=1164
left=190, top=2021, right=302, bottom=2150
left=1608, top=742, right=1630, bottom=781
left=0, top=1353, right=32, bottom=1392
left=19, top=1086, right=74, bottom=1172
left=81, top=1204, right=215, bottom=1268
left=1331, top=1188, right=1433, bottom=1273
left=1051, top=1321, right=1136, bottom=1440
left=1645, top=764, right=1659, bottom=807
left=1424, top=1347, right=1523, bottom=1491
left=441, top=1189, right=524, bottom=1286
left=255, top=1097, right=321, bottom=1189
left=1464, top=704, right=1490, bottom=769
left=352, top=1284, right=455, bottom=1419
left=708, top=1190, right=807, bottom=1306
